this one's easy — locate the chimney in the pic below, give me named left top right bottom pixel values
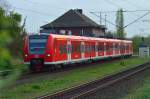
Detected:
left=75, top=9, right=83, bottom=14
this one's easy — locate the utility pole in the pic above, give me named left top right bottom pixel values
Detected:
left=90, top=11, right=150, bottom=29
left=105, top=13, right=107, bottom=26
left=100, top=12, right=102, bottom=25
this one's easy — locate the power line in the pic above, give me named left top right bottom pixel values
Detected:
left=90, top=12, right=116, bottom=26
left=121, top=0, right=145, bottom=10
left=105, top=0, right=122, bottom=8
left=24, top=0, right=67, bottom=11
left=124, top=11, right=150, bottom=28
left=104, top=0, right=143, bottom=18
left=91, top=10, right=150, bottom=13
left=90, top=11, right=150, bottom=29
left=13, top=7, right=57, bottom=17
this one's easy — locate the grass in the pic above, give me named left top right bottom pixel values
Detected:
left=0, top=57, right=150, bottom=99
left=0, top=62, right=28, bottom=90
left=123, top=72, right=150, bottom=99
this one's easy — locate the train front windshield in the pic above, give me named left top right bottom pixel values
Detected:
left=29, top=35, right=48, bottom=54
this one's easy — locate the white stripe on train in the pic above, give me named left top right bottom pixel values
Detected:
left=24, top=53, right=132, bottom=65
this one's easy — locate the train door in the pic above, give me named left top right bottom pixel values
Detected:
left=106, top=42, right=109, bottom=56
left=98, top=41, right=105, bottom=57
left=84, top=41, right=91, bottom=59
left=119, top=42, right=121, bottom=55
left=71, top=40, right=81, bottom=60
left=90, top=42, right=96, bottom=58
left=104, top=42, right=106, bottom=56
left=54, top=39, right=67, bottom=62
left=113, top=42, right=115, bottom=56
left=95, top=42, right=98, bottom=57
left=81, top=42, right=85, bottom=59
left=67, top=40, right=71, bottom=62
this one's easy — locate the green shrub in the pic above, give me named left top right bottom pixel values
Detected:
left=0, top=49, right=12, bottom=71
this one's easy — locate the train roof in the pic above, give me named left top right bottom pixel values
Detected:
left=50, top=34, right=132, bottom=43
left=29, top=33, right=132, bottom=43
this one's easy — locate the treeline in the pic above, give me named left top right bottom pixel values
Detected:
left=0, top=6, right=24, bottom=70
left=132, top=35, right=150, bottom=52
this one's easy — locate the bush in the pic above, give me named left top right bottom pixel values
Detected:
left=0, top=49, right=12, bottom=71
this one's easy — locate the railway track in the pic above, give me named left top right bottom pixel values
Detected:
left=36, top=61, right=150, bottom=99
left=0, top=57, right=124, bottom=88
left=15, top=57, right=125, bottom=85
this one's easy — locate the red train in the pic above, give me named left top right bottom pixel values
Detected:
left=23, top=34, right=133, bottom=71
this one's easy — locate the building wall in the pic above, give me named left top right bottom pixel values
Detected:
left=40, top=27, right=105, bottom=37
left=58, top=28, right=94, bottom=37
left=92, top=28, right=105, bottom=37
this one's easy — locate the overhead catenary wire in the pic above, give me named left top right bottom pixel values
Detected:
left=90, top=11, right=150, bottom=29
left=90, top=12, right=116, bottom=26
left=121, top=0, right=146, bottom=10
left=91, top=10, right=150, bottom=14
left=24, top=0, right=67, bottom=11
left=13, top=7, right=56, bottom=17
left=91, top=0, right=150, bottom=30
left=123, top=11, right=150, bottom=28
left=104, top=0, right=144, bottom=18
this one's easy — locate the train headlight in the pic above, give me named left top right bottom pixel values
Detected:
left=47, top=54, right=51, bottom=57
left=25, top=54, right=28, bottom=57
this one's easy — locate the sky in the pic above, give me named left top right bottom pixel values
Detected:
left=4, top=0, right=150, bottom=37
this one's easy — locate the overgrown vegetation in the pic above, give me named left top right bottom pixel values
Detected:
left=123, top=73, right=150, bottom=99
left=132, top=35, right=150, bottom=52
left=0, top=2, right=27, bottom=89
left=115, top=8, right=126, bottom=39
left=0, top=57, right=149, bottom=99
left=0, top=1, right=27, bottom=69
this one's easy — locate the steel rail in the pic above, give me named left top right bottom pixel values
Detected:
left=72, top=62, right=150, bottom=99
left=36, top=62, right=150, bottom=99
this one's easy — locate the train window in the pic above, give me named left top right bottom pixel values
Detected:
left=91, top=45, right=93, bottom=52
left=87, top=45, right=90, bottom=52
left=59, top=45, right=63, bottom=54
left=110, top=45, right=113, bottom=51
left=120, top=45, right=125, bottom=50
left=86, top=45, right=89, bottom=52
left=76, top=45, right=81, bottom=53
left=87, top=45, right=89, bottom=52
left=81, top=44, right=84, bottom=52
left=85, top=45, right=86, bottom=52
left=87, top=45, right=91, bottom=52
left=67, top=45, right=72, bottom=54
left=29, top=35, right=48, bottom=54
left=93, top=45, right=95, bottom=51
left=90, top=45, right=92, bottom=52
left=126, top=44, right=129, bottom=50
left=120, top=45, right=122, bottom=50
left=85, top=45, right=88, bottom=52
left=98, top=44, right=104, bottom=52
left=106, top=44, right=109, bottom=51
left=72, top=45, right=74, bottom=53
left=75, top=45, right=77, bottom=53
left=115, top=44, right=119, bottom=50
left=59, top=45, right=67, bottom=54
left=89, top=45, right=92, bottom=52
left=106, top=44, right=113, bottom=52
left=95, top=45, right=98, bottom=52
left=63, top=45, right=67, bottom=54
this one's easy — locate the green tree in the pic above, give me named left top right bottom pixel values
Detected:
left=132, top=35, right=142, bottom=52
left=0, top=7, right=12, bottom=70
left=8, top=12, right=22, bottom=57
left=0, top=6, right=23, bottom=70
left=0, top=3, right=25, bottom=89
left=116, top=8, right=125, bottom=39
